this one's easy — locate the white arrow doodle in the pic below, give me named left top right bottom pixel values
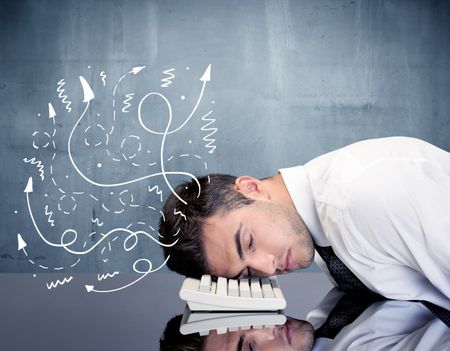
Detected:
left=17, top=234, right=27, bottom=254
left=130, top=66, right=145, bottom=75
left=85, top=256, right=169, bottom=293
left=48, top=102, right=56, bottom=124
left=79, top=76, right=95, bottom=102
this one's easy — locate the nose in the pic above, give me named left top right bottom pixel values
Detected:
left=249, top=253, right=277, bottom=276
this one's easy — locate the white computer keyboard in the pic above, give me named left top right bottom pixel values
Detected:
left=179, top=275, right=286, bottom=311
left=179, top=306, right=287, bottom=336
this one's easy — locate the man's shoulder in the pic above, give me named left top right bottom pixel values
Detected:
left=304, top=136, right=438, bottom=203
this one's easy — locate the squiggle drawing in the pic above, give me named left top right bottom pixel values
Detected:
left=100, top=71, right=107, bottom=86
left=161, top=68, right=175, bottom=87
left=23, top=157, right=45, bottom=180
left=56, top=79, right=72, bottom=112
left=44, top=205, right=55, bottom=227
left=97, top=271, right=119, bottom=281
left=91, top=217, right=104, bottom=227
left=21, top=63, right=218, bottom=293
left=200, top=110, right=217, bottom=153
left=173, top=208, right=187, bottom=221
left=148, top=185, right=163, bottom=202
left=46, top=276, right=73, bottom=290
left=122, top=93, right=135, bottom=113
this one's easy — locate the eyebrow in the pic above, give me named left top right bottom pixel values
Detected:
left=233, top=223, right=246, bottom=279
left=234, top=223, right=244, bottom=260
left=237, top=334, right=244, bottom=351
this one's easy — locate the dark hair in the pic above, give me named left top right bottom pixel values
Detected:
left=160, top=314, right=206, bottom=351
left=159, top=174, right=255, bottom=278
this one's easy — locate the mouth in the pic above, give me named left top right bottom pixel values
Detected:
left=284, top=249, right=294, bottom=272
left=283, top=320, right=292, bottom=345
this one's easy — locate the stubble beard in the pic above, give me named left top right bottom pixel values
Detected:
left=259, top=200, right=315, bottom=269
left=280, top=202, right=315, bottom=268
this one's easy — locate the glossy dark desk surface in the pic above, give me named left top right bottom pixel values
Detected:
left=0, top=272, right=333, bottom=350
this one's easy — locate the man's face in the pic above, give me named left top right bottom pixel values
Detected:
left=203, top=317, right=314, bottom=351
left=202, top=197, right=314, bottom=278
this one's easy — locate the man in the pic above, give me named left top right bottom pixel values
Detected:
left=159, top=137, right=450, bottom=309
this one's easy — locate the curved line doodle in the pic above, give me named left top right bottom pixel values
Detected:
left=68, top=75, right=203, bottom=205
left=85, top=256, right=170, bottom=293
left=17, top=233, right=81, bottom=270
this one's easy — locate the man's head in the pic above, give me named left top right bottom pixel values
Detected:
left=159, top=173, right=314, bottom=278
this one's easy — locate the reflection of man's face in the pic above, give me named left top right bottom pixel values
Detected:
left=202, top=317, right=314, bottom=351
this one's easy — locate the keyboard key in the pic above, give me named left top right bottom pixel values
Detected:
left=210, top=281, right=217, bottom=294
left=270, top=277, right=284, bottom=299
left=216, top=327, right=227, bottom=334
left=228, top=279, right=239, bottom=296
left=199, top=275, right=211, bottom=293
left=239, top=278, right=251, bottom=297
left=216, top=277, right=228, bottom=296
left=261, top=278, right=274, bottom=298
left=250, top=278, right=263, bottom=298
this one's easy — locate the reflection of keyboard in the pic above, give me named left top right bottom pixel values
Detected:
left=179, top=306, right=287, bottom=335
left=179, top=275, right=286, bottom=311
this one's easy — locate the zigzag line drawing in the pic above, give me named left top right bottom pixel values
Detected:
left=91, top=217, right=104, bottom=227
left=23, top=157, right=45, bottom=180
left=56, top=79, right=72, bottom=112
left=160, top=68, right=175, bottom=87
left=174, top=208, right=187, bottom=221
left=44, top=205, right=55, bottom=227
left=100, top=71, right=107, bottom=86
left=122, top=93, right=135, bottom=113
left=148, top=185, right=163, bottom=202
left=46, top=276, right=73, bottom=290
left=200, top=110, right=217, bottom=154
left=97, top=271, right=120, bottom=281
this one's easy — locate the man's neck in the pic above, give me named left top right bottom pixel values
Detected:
left=262, top=173, right=296, bottom=207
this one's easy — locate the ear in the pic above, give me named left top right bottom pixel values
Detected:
left=234, top=176, right=269, bottom=200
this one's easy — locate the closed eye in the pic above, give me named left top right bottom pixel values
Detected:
left=248, top=235, right=254, bottom=250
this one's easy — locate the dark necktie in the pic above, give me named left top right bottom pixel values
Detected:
left=314, top=292, right=384, bottom=339
left=315, top=244, right=450, bottom=328
left=314, top=245, right=373, bottom=294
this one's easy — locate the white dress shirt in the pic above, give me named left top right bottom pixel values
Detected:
left=308, top=288, right=450, bottom=351
left=280, top=137, right=450, bottom=309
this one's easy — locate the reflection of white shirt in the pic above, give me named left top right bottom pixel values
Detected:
left=308, top=288, right=450, bottom=351
left=280, top=137, right=450, bottom=309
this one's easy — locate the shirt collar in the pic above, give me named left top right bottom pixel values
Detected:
left=279, top=165, right=330, bottom=247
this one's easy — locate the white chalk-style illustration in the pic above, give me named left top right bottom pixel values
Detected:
left=21, top=64, right=217, bottom=293
left=46, top=276, right=74, bottom=290
left=100, top=71, right=107, bottom=86
left=97, top=271, right=119, bottom=281
left=161, top=68, right=176, bottom=88
left=56, top=79, right=72, bottom=112
left=200, top=110, right=217, bottom=153
left=23, top=157, right=45, bottom=180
